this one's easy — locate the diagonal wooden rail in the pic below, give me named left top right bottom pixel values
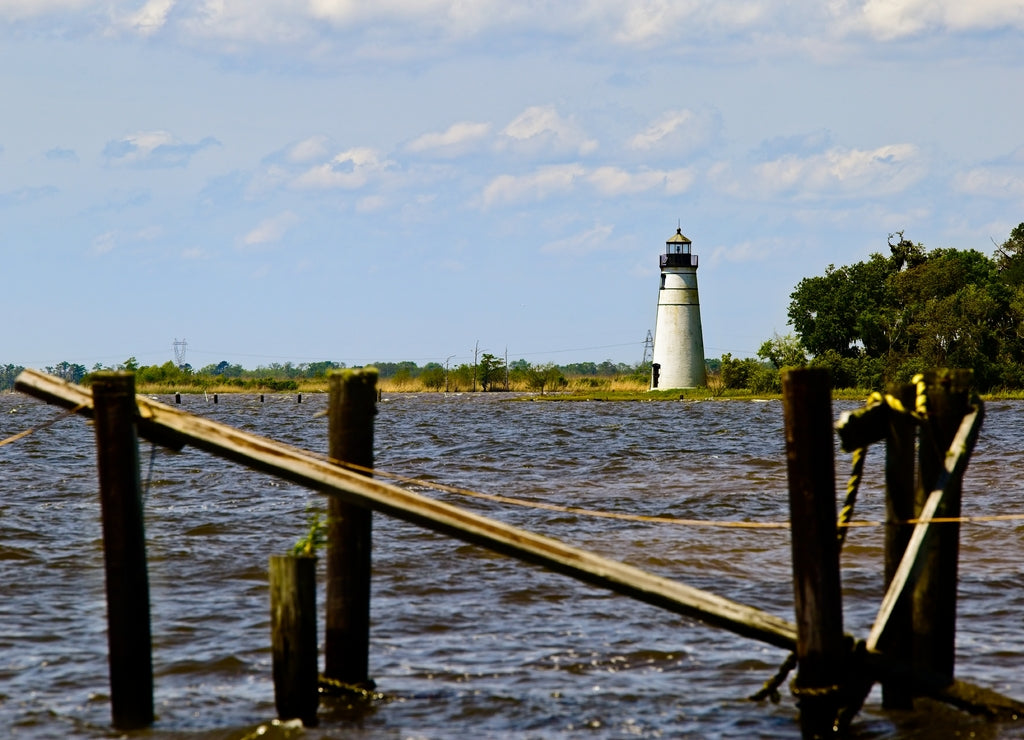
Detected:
left=14, top=368, right=798, bottom=650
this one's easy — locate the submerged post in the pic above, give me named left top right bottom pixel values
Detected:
left=270, top=554, right=319, bottom=725
left=913, top=369, right=972, bottom=684
left=91, top=372, right=154, bottom=729
left=782, top=368, right=845, bottom=738
left=324, top=368, right=378, bottom=687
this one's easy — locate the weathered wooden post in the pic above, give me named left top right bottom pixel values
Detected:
left=782, top=368, right=845, bottom=738
left=91, top=372, right=154, bottom=729
left=324, top=368, right=378, bottom=687
left=881, top=383, right=917, bottom=708
left=913, top=369, right=972, bottom=684
left=269, top=554, right=319, bottom=725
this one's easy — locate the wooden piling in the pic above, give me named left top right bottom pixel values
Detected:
left=913, top=369, right=972, bottom=683
left=91, top=372, right=154, bottom=730
left=324, top=368, right=378, bottom=687
left=175, top=392, right=181, bottom=404
left=270, top=555, right=319, bottom=726
left=881, top=383, right=917, bottom=708
left=782, top=368, right=845, bottom=738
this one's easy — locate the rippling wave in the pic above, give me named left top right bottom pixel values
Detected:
left=1, top=391, right=1021, bottom=738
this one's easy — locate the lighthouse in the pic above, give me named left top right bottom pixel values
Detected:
left=650, top=227, right=706, bottom=390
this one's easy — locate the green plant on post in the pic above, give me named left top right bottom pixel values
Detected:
left=292, top=507, right=327, bottom=558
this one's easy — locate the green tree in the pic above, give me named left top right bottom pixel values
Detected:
left=478, top=353, right=506, bottom=391
left=525, top=363, right=565, bottom=394
left=757, top=333, right=806, bottom=369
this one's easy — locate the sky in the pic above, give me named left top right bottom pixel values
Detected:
left=2, top=1, right=1023, bottom=372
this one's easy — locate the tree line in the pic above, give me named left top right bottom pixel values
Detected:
left=5, top=222, right=1021, bottom=394
left=0, top=355, right=650, bottom=394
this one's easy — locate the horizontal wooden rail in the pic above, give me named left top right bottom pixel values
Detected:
left=15, top=369, right=798, bottom=650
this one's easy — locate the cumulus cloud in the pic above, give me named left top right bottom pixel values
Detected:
left=482, top=164, right=585, bottom=207
left=954, top=166, right=1024, bottom=198
left=482, top=163, right=696, bottom=207
left=856, top=0, right=1024, bottom=40
left=285, top=135, right=333, bottom=164
left=102, top=131, right=220, bottom=168
left=711, top=143, right=926, bottom=200
left=587, top=166, right=695, bottom=196
left=291, top=147, right=394, bottom=189
left=406, top=121, right=492, bottom=155
left=498, top=105, right=598, bottom=157
left=241, top=211, right=299, bottom=246
left=111, top=0, right=174, bottom=36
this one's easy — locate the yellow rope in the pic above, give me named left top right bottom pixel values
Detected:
left=328, top=457, right=1023, bottom=530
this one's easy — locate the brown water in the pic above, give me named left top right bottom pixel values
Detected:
left=1, top=391, right=1022, bottom=739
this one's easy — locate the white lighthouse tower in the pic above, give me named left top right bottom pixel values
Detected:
left=650, top=227, right=706, bottom=390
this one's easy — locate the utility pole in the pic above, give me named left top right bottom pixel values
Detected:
left=642, top=330, right=653, bottom=365
left=445, top=355, right=455, bottom=393
left=473, top=340, right=479, bottom=392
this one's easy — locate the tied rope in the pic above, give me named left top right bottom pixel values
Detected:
left=751, top=376, right=928, bottom=704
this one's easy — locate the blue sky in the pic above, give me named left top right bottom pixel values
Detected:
left=2, top=1, right=1023, bottom=371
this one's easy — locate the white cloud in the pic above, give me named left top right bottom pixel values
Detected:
left=954, top=167, right=1024, bottom=198
left=628, top=110, right=694, bottom=150
left=287, top=135, right=333, bottom=164
left=241, top=211, right=298, bottom=246
left=498, top=105, right=598, bottom=157
left=587, top=166, right=695, bottom=196
left=291, top=147, right=393, bottom=189
left=482, top=163, right=697, bottom=207
left=711, top=144, right=926, bottom=200
left=482, top=164, right=585, bottom=207
left=856, top=0, right=1024, bottom=40
left=406, top=121, right=491, bottom=154
left=112, top=0, right=174, bottom=36
left=102, top=131, right=219, bottom=168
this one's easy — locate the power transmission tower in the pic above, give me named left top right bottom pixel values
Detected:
left=173, top=338, right=188, bottom=369
left=642, top=330, right=653, bottom=364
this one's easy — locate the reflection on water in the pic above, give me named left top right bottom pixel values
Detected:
left=0, top=391, right=1021, bottom=738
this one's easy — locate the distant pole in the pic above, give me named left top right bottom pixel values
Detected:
left=91, top=372, right=154, bottom=730
left=324, top=368, right=378, bottom=686
left=781, top=368, right=845, bottom=738
left=445, top=355, right=455, bottom=393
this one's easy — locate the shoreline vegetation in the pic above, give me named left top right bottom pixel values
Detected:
left=6, top=361, right=1024, bottom=402
left=103, top=377, right=1024, bottom=402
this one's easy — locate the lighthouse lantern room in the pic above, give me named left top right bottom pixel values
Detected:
left=650, top=227, right=706, bottom=390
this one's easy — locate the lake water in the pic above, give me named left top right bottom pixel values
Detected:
left=1, top=390, right=1022, bottom=739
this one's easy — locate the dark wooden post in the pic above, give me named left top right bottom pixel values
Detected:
left=782, top=368, right=845, bottom=738
left=270, top=555, right=319, bottom=725
left=324, top=368, right=378, bottom=687
left=880, top=383, right=917, bottom=708
left=91, top=372, right=154, bottom=729
left=913, top=369, right=972, bottom=684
